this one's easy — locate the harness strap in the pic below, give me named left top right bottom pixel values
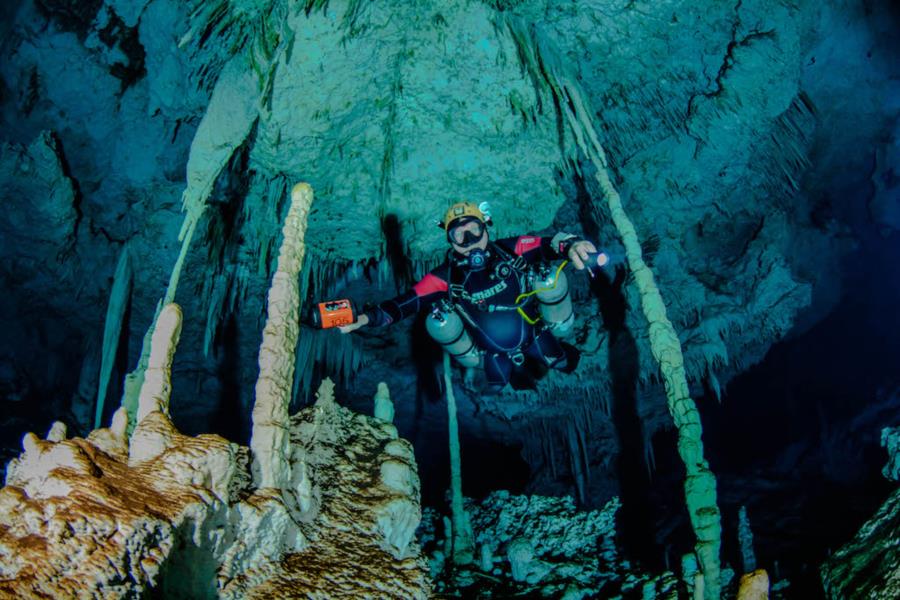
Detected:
left=446, top=242, right=533, bottom=312
left=444, top=326, right=467, bottom=347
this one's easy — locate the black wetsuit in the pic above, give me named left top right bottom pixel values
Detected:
left=364, top=235, right=579, bottom=388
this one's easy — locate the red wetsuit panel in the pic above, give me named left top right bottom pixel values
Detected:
left=514, top=236, right=542, bottom=256
left=413, top=273, right=449, bottom=297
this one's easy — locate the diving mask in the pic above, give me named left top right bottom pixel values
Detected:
left=448, top=217, right=485, bottom=247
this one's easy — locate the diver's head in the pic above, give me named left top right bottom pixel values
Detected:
left=440, top=201, right=491, bottom=256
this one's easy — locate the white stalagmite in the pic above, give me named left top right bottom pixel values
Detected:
left=46, top=421, right=67, bottom=442
left=129, top=302, right=183, bottom=465
left=252, top=182, right=313, bottom=490
left=133, top=303, right=183, bottom=425
left=374, top=381, right=395, bottom=423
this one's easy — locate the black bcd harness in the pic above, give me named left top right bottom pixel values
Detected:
left=441, top=243, right=550, bottom=360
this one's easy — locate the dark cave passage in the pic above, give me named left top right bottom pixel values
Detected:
left=677, top=228, right=900, bottom=594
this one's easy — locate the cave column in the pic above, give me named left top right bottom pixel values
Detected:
left=499, top=18, right=722, bottom=593
left=119, top=50, right=263, bottom=430
left=443, top=352, right=475, bottom=565
left=561, top=83, right=722, bottom=598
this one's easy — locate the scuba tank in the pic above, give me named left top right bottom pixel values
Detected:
left=534, top=265, right=574, bottom=336
left=425, top=301, right=481, bottom=368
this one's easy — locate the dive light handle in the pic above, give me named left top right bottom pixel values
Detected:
left=581, top=248, right=628, bottom=274
left=584, top=251, right=612, bottom=269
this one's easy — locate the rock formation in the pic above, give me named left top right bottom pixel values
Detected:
left=0, top=0, right=844, bottom=452
left=0, top=374, right=429, bottom=598
left=0, top=180, right=430, bottom=598
left=420, top=491, right=680, bottom=599
left=1, top=1, right=899, bottom=597
left=820, top=426, right=900, bottom=598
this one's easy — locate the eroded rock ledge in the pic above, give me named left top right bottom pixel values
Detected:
left=820, top=426, right=900, bottom=599
left=0, top=378, right=429, bottom=598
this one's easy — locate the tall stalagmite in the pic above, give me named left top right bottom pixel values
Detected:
left=252, top=182, right=313, bottom=490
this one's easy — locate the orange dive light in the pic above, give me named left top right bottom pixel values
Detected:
left=310, top=299, right=357, bottom=329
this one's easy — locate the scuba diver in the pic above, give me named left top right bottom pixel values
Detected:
left=338, top=201, right=607, bottom=392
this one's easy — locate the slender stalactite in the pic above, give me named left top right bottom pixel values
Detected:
left=251, top=182, right=313, bottom=490
left=443, top=352, right=474, bottom=566
left=502, top=18, right=723, bottom=598
left=166, top=41, right=268, bottom=306
left=120, top=43, right=270, bottom=429
left=95, top=242, right=132, bottom=429
left=558, top=79, right=723, bottom=599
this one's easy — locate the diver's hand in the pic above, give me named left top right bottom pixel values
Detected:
left=567, top=240, right=599, bottom=270
left=338, top=313, right=369, bottom=334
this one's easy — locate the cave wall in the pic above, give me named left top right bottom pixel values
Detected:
left=0, top=0, right=898, bottom=512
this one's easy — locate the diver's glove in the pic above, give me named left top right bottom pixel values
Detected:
left=562, top=238, right=598, bottom=270
left=338, top=313, right=368, bottom=333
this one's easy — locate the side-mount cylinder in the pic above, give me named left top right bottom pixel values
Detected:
left=426, top=303, right=481, bottom=368
left=535, top=267, right=574, bottom=335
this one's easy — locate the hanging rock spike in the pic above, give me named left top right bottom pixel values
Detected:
left=95, top=243, right=133, bottom=429
left=500, top=19, right=723, bottom=598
